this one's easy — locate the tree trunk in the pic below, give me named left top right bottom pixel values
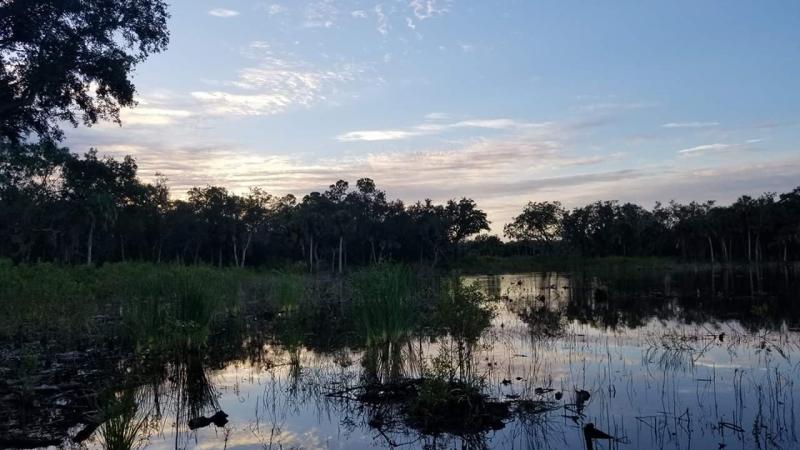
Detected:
left=755, top=233, right=761, bottom=262
left=240, top=233, right=252, bottom=268
left=86, top=219, right=95, bottom=266
left=338, top=235, right=344, bottom=274
left=747, top=230, right=752, bottom=262
left=232, top=235, right=239, bottom=267
left=707, top=235, right=715, bottom=264
left=720, top=238, right=728, bottom=262
left=308, top=235, right=314, bottom=273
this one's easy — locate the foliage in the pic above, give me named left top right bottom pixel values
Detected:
left=348, top=264, right=416, bottom=345
left=430, top=278, right=495, bottom=343
left=0, top=142, right=490, bottom=268
left=0, top=0, right=170, bottom=142
left=504, top=201, right=565, bottom=250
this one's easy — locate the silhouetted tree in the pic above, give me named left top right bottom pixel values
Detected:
left=0, top=0, right=170, bottom=142
left=504, top=201, right=564, bottom=254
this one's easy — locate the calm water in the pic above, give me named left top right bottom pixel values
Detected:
left=5, top=266, right=800, bottom=450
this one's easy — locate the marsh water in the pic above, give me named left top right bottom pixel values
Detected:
left=3, top=264, right=800, bottom=450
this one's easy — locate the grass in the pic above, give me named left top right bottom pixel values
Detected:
left=0, top=260, right=292, bottom=342
left=348, top=264, right=417, bottom=346
left=98, top=390, right=151, bottom=450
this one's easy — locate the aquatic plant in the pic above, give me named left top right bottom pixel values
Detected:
left=98, top=391, right=152, bottom=450
left=430, top=277, right=495, bottom=343
left=348, top=264, right=416, bottom=346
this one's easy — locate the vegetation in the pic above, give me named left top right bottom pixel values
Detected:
left=0, top=0, right=170, bottom=142
left=0, top=142, right=491, bottom=269
left=3, top=142, right=799, bottom=271
left=477, top=195, right=800, bottom=263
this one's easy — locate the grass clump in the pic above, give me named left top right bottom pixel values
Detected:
left=348, top=264, right=416, bottom=346
left=429, top=278, right=495, bottom=343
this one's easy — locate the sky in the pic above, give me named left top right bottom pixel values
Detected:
left=64, top=0, right=800, bottom=233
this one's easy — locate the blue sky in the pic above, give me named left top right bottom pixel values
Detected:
left=65, top=0, right=800, bottom=231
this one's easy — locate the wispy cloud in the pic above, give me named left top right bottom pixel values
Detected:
left=304, top=0, right=338, bottom=28
left=374, top=5, right=389, bottom=35
left=208, top=8, right=239, bottom=18
left=337, top=130, right=424, bottom=142
left=255, top=3, right=287, bottom=15
left=662, top=121, right=719, bottom=129
left=424, top=112, right=449, bottom=120
left=409, top=0, right=451, bottom=20
left=578, top=101, right=658, bottom=113
left=337, top=117, right=552, bottom=141
left=122, top=107, right=193, bottom=126
left=678, top=143, right=734, bottom=156
left=192, top=42, right=363, bottom=116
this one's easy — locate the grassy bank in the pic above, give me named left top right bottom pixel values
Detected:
left=0, top=260, right=482, bottom=344
left=0, top=260, right=272, bottom=339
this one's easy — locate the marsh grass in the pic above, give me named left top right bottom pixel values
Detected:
left=117, top=265, right=239, bottom=349
left=99, top=390, right=152, bottom=450
left=0, top=260, right=275, bottom=342
left=0, top=259, right=97, bottom=336
left=348, top=264, right=416, bottom=346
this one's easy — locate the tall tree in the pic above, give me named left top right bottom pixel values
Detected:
left=504, top=201, right=564, bottom=253
left=0, top=0, right=170, bottom=142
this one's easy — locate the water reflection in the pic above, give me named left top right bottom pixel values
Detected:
left=2, top=265, right=800, bottom=450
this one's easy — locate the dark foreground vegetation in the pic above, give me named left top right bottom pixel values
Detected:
left=0, top=262, right=506, bottom=446
left=2, top=141, right=800, bottom=270
left=2, top=261, right=799, bottom=448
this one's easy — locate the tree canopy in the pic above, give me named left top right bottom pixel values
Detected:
left=0, top=0, right=170, bottom=142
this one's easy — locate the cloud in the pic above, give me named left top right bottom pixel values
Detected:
left=191, top=42, right=363, bottom=116
left=337, top=130, right=424, bottom=142
left=208, top=8, right=239, bottom=18
left=677, top=143, right=734, bottom=156
left=424, top=112, right=449, bottom=120
left=121, top=107, right=193, bottom=126
left=190, top=91, right=298, bottom=116
left=374, top=5, right=389, bottom=35
left=304, top=0, right=338, bottom=28
left=255, top=3, right=287, bottom=15
left=409, top=0, right=451, bottom=20
left=662, top=121, right=719, bottom=129
left=578, top=101, right=658, bottom=112
left=337, top=117, right=553, bottom=141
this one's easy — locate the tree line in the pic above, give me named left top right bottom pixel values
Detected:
left=0, top=142, right=490, bottom=269
left=3, top=141, right=799, bottom=269
left=497, top=193, right=800, bottom=263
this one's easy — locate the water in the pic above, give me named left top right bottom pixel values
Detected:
left=4, top=265, right=800, bottom=450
